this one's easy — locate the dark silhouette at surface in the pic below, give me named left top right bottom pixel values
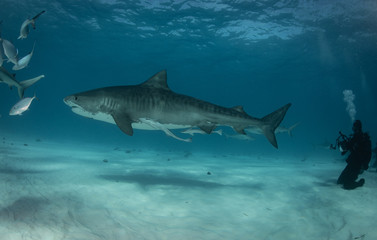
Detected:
left=337, top=120, right=372, bottom=190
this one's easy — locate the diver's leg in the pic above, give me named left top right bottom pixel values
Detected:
left=343, top=166, right=363, bottom=190
left=337, top=164, right=351, bottom=184
left=343, top=178, right=364, bottom=190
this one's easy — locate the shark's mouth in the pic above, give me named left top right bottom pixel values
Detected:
left=70, top=106, right=90, bottom=116
left=64, top=99, right=83, bottom=113
left=68, top=105, right=83, bottom=114
left=63, top=98, right=74, bottom=107
left=63, top=98, right=89, bottom=115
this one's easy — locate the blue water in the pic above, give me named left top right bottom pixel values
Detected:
left=1, top=0, right=377, bottom=155
left=1, top=2, right=377, bottom=239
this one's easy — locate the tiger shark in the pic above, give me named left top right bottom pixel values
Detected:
left=64, top=70, right=291, bottom=148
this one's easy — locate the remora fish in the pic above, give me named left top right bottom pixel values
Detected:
left=18, top=10, right=46, bottom=39
left=140, top=118, right=192, bottom=142
left=182, top=128, right=223, bottom=136
left=2, top=39, right=18, bottom=65
left=0, top=66, right=44, bottom=98
left=64, top=70, right=291, bottom=148
left=9, top=94, right=37, bottom=115
left=13, top=41, right=35, bottom=70
left=225, top=133, right=255, bottom=141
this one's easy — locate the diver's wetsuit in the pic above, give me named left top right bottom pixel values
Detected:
left=337, top=130, right=371, bottom=190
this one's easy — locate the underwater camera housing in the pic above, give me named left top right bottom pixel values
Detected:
left=330, top=131, right=350, bottom=153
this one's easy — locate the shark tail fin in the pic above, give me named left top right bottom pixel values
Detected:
left=261, top=103, right=292, bottom=149
left=18, top=75, right=44, bottom=98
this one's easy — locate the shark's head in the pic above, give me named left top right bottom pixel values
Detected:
left=64, top=90, right=106, bottom=118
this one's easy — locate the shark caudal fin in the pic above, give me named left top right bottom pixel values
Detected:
left=261, top=103, right=292, bottom=149
left=17, top=75, right=44, bottom=98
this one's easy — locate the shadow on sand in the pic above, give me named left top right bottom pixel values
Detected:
left=0, top=196, right=49, bottom=222
left=99, top=171, right=265, bottom=190
left=100, top=172, right=224, bottom=188
left=0, top=167, right=47, bottom=175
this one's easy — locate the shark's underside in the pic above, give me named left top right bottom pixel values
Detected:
left=64, top=70, right=291, bottom=148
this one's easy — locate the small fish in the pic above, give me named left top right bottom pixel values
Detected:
left=12, top=42, right=35, bottom=70
left=181, top=128, right=223, bottom=136
left=0, top=66, right=44, bottom=98
left=18, top=11, right=46, bottom=39
left=9, top=95, right=37, bottom=116
left=275, top=122, right=300, bottom=137
left=246, top=122, right=300, bottom=137
left=225, top=133, right=255, bottom=141
left=139, top=118, right=192, bottom=142
left=2, top=39, right=18, bottom=65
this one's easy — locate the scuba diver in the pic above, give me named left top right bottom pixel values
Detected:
left=336, top=120, right=372, bottom=190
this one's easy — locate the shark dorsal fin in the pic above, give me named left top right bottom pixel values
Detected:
left=232, top=106, right=245, bottom=113
left=141, top=70, right=170, bottom=91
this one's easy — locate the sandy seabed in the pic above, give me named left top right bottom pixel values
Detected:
left=0, top=136, right=376, bottom=240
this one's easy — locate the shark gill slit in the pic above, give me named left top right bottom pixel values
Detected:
left=107, top=97, right=112, bottom=109
left=110, top=98, right=115, bottom=110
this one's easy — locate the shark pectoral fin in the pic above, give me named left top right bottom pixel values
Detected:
left=112, top=113, right=134, bottom=136
left=198, top=123, right=216, bottom=134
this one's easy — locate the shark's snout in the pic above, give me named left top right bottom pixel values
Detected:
left=63, top=96, right=71, bottom=105
left=63, top=95, right=77, bottom=107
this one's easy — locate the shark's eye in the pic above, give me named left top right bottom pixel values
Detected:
left=74, top=96, right=78, bottom=101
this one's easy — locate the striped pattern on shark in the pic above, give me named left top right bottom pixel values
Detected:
left=64, top=70, right=291, bottom=148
